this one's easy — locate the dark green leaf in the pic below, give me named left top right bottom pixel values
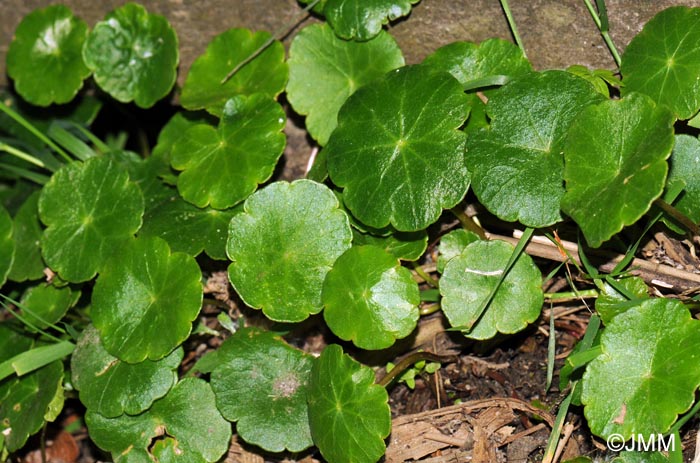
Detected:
left=308, top=344, right=391, bottom=463
left=20, top=283, right=78, bottom=330
left=38, top=157, right=144, bottom=282
left=92, top=236, right=202, bottom=363
left=83, top=3, right=178, bottom=108
left=324, top=0, right=420, bottom=41
left=322, top=245, right=420, bottom=349
left=562, top=93, right=674, bottom=247
left=287, top=24, right=404, bottom=145
left=7, top=5, right=90, bottom=106
left=171, top=95, right=286, bottom=209
left=180, top=28, right=287, bottom=116
left=352, top=229, right=427, bottom=261
left=665, top=135, right=700, bottom=228
left=211, top=328, right=313, bottom=452
left=326, top=65, right=469, bottom=231
left=0, top=205, right=14, bottom=287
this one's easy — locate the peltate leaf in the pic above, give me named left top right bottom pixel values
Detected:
left=308, top=344, right=391, bottom=463
left=665, top=135, right=700, bottom=227
left=8, top=192, right=44, bottom=282
left=71, top=325, right=181, bottom=418
left=466, top=70, right=604, bottom=227
left=352, top=229, right=427, bottom=261
left=324, top=0, right=420, bottom=41
left=227, top=180, right=352, bottom=322
left=171, top=94, right=286, bottom=209
left=0, top=361, right=63, bottom=452
left=326, top=65, right=469, bottom=231
left=38, top=157, right=144, bottom=283
left=422, top=38, right=532, bottom=89
left=620, top=6, right=700, bottom=120
left=210, top=328, right=313, bottom=452
left=180, top=28, right=287, bottom=116
left=92, top=236, right=202, bottom=363
left=20, top=283, right=79, bottom=330
left=581, top=299, right=700, bottom=439
left=86, top=378, right=231, bottom=463
left=562, top=93, right=675, bottom=248
left=0, top=205, right=14, bottom=287
left=322, top=245, right=419, bottom=349
left=437, top=229, right=481, bottom=273
left=82, top=3, right=178, bottom=108
left=139, top=184, right=241, bottom=260
left=7, top=5, right=90, bottom=106
left=440, top=240, right=543, bottom=339
left=287, top=24, right=404, bottom=145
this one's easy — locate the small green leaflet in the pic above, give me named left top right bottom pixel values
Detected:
left=326, top=65, right=469, bottom=231
left=324, top=0, right=420, bottom=41
left=581, top=299, right=700, bottom=439
left=38, top=157, right=144, bottom=283
left=465, top=70, right=605, bottom=227
left=440, top=240, right=543, bottom=339
left=91, top=236, right=202, bottom=363
left=227, top=180, right=352, bottom=322
left=71, top=325, right=181, bottom=418
left=437, top=229, right=481, bottom=273
left=0, top=205, right=14, bottom=287
left=171, top=94, right=286, bottom=209
left=665, top=135, right=700, bottom=228
left=20, top=283, right=79, bottom=330
left=595, top=277, right=649, bottom=324
left=7, top=5, right=90, bottom=106
left=82, top=3, right=178, bottom=108
left=562, top=93, right=675, bottom=248
left=8, top=191, right=43, bottom=282
left=621, top=6, right=700, bottom=120
left=322, top=245, right=420, bottom=350
left=287, top=24, right=404, bottom=145
left=210, top=328, right=314, bottom=452
left=308, top=344, right=391, bottom=463
left=180, top=28, right=287, bottom=116
left=86, top=378, right=231, bottom=463
left=352, top=228, right=427, bottom=261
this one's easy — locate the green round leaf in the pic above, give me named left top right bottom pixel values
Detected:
left=0, top=205, right=14, bottom=287
left=324, top=0, right=420, bottom=41
left=326, top=65, right=469, bottom=231
left=582, top=299, right=700, bottom=439
left=171, top=94, right=286, bottom=209
left=466, top=70, right=604, bottom=227
left=7, top=5, right=90, bottom=106
left=71, top=325, right=181, bottom=418
left=352, top=229, right=427, bottom=261
left=562, top=93, right=675, bottom=248
left=308, top=344, right=391, bottom=463
left=180, top=28, right=287, bottom=116
left=8, top=192, right=44, bottom=282
left=422, top=38, right=532, bottom=88
left=211, top=328, right=313, bottom=452
left=323, top=245, right=419, bottom=350
left=227, top=180, right=352, bottom=323
left=440, top=240, right=543, bottom=339
left=287, top=24, right=404, bottom=145
left=92, top=236, right=202, bottom=363
left=139, top=184, right=241, bottom=260
left=0, top=361, right=63, bottom=452
left=665, top=135, right=700, bottom=227
left=621, top=6, right=700, bottom=120
left=20, top=283, right=78, bottom=330
left=437, top=228, right=481, bottom=273
left=83, top=3, right=178, bottom=108
left=38, top=157, right=144, bottom=283
left=86, top=378, right=231, bottom=463
left=595, top=277, right=649, bottom=325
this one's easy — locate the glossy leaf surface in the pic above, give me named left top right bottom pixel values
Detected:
left=227, top=180, right=352, bottom=322
left=0, top=205, right=14, bottom=287
left=562, top=93, right=674, bottom=247
left=322, top=245, right=420, bottom=349
left=20, top=283, right=78, bottom=330
left=352, top=229, right=427, bottom=261
left=92, top=237, right=202, bottom=363
left=324, top=0, right=420, bottom=41
left=8, top=192, right=44, bottom=282
left=326, top=65, right=469, bottom=231
left=7, top=5, right=90, bottom=106
left=211, top=328, right=313, bottom=452
left=437, top=229, right=481, bottom=273
left=83, top=3, right=178, bottom=108
left=38, top=157, right=144, bottom=282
